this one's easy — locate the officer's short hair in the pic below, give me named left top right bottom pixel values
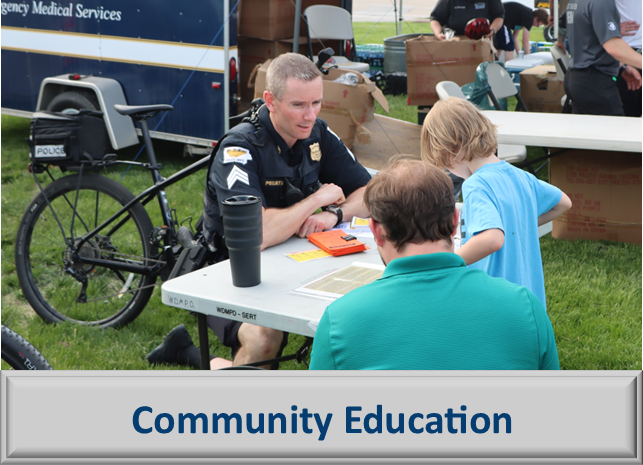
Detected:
left=365, top=158, right=455, bottom=252
left=266, top=53, right=322, bottom=101
left=421, top=98, right=497, bottom=169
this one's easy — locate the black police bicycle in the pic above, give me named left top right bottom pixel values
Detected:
left=1, top=325, right=53, bottom=370
left=14, top=50, right=337, bottom=331
left=14, top=102, right=236, bottom=330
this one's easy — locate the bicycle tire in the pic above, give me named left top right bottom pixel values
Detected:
left=15, top=173, right=156, bottom=329
left=1, top=325, right=53, bottom=370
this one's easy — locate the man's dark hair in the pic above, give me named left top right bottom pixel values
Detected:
left=533, top=8, right=549, bottom=26
left=364, top=158, right=455, bottom=251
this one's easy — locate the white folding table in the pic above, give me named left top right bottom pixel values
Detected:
left=481, top=111, right=642, bottom=153
left=162, top=236, right=382, bottom=368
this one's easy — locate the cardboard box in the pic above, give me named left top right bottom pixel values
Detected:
left=253, top=60, right=389, bottom=149
left=550, top=149, right=642, bottom=244
left=519, top=65, right=565, bottom=113
left=239, top=0, right=340, bottom=41
left=239, top=36, right=335, bottom=102
left=405, top=35, right=493, bottom=106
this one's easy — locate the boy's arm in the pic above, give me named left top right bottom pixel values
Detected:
left=456, top=228, right=505, bottom=266
left=538, top=192, right=572, bottom=226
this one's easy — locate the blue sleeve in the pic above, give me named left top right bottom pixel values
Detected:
left=309, top=309, right=338, bottom=370
left=533, top=179, right=563, bottom=217
left=528, top=292, right=560, bottom=370
left=462, top=184, right=504, bottom=240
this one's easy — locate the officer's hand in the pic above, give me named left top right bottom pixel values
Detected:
left=297, top=212, right=337, bottom=238
left=623, top=66, right=642, bottom=91
left=314, top=183, right=345, bottom=208
left=621, top=20, right=640, bottom=37
left=436, top=33, right=446, bottom=41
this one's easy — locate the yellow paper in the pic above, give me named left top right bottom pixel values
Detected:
left=351, top=217, right=370, bottom=228
left=286, top=248, right=332, bottom=263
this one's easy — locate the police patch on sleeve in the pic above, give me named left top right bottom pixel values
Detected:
left=227, top=165, right=250, bottom=188
left=223, top=146, right=253, bottom=165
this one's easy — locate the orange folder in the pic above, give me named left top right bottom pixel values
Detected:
left=308, top=230, right=367, bottom=257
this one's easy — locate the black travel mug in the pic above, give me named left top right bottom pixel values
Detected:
left=221, top=195, right=262, bottom=287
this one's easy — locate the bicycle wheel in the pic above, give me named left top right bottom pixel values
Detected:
left=16, top=173, right=156, bottom=329
left=1, top=325, right=53, bottom=370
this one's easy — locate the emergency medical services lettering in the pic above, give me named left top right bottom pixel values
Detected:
left=1, top=2, right=122, bottom=20
left=132, top=405, right=512, bottom=441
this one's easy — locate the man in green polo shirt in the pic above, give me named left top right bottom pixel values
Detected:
left=309, top=159, right=560, bottom=370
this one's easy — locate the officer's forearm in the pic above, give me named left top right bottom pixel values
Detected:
left=490, top=17, right=504, bottom=34
left=261, top=194, right=329, bottom=250
left=430, top=20, right=443, bottom=36
left=337, top=186, right=369, bottom=223
left=522, top=29, right=530, bottom=52
left=603, top=37, right=643, bottom=68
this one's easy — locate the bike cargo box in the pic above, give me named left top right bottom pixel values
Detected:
left=29, top=110, right=108, bottom=166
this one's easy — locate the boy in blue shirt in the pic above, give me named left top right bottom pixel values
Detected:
left=421, top=98, right=572, bottom=308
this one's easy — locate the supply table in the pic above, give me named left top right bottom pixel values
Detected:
left=162, top=236, right=382, bottom=368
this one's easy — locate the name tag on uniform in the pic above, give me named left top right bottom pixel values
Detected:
left=475, top=2, right=486, bottom=9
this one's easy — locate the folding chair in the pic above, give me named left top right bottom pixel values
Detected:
left=550, top=46, right=572, bottom=113
left=483, top=62, right=529, bottom=111
left=435, top=81, right=527, bottom=165
left=304, top=5, right=369, bottom=73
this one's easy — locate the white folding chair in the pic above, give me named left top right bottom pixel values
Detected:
left=304, top=5, right=369, bottom=73
left=550, top=46, right=572, bottom=113
left=483, top=62, right=529, bottom=111
left=435, top=81, right=527, bottom=165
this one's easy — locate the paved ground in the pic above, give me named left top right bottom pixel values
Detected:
left=351, top=0, right=438, bottom=22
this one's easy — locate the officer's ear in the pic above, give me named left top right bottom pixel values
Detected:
left=264, top=90, right=277, bottom=113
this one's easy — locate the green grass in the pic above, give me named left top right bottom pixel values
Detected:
left=1, top=23, right=640, bottom=371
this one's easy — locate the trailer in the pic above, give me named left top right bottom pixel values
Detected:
left=1, top=0, right=239, bottom=151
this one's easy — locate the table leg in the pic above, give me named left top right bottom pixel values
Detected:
left=197, top=313, right=210, bottom=371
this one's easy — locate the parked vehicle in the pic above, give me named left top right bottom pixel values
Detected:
left=1, top=0, right=239, bottom=151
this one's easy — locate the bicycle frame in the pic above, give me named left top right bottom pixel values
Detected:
left=71, top=154, right=211, bottom=276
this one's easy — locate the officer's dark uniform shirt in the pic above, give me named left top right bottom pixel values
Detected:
left=203, top=104, right=371, bottom=246
left=430, top=0, right=505, bottom=36
left=566, top=0, right=622, bottom=76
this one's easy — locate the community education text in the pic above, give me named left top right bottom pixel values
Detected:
left=133, top=405, right=511, bottom=441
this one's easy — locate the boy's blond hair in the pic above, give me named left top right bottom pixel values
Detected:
left=421, top=98, right=498, bottom=169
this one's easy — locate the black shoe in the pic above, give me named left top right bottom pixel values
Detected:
left=146, top=324, right=196, bottom=366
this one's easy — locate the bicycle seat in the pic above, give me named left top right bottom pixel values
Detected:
left=114, top=104, right=174, bottom=121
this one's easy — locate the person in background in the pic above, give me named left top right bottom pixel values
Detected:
left=147, top=53, right=371, bottom=370
left=614, top=0, right=642, bottom=117
left=496, top=2, right=549, bottom=60
left=421, top=98, right=571, bottom=309
left=309, top=158, right=560, bottom=370
left=563, top=0, right=642, bottom=116
left=430, top=0, right=505, bottom=40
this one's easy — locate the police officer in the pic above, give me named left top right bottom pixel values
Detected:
left=430, top=0, right=505, bottom=40
left=564, top=0, right=642, bottom=116
left=147, top=53, right=372, bottom=370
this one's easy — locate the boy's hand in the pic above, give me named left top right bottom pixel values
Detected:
left=456, top=228, right=505, bottom=266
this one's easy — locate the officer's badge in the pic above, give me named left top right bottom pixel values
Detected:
left=223, top=147, right=253, bottom=165
left=309, top=142, right=321, bottom=162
